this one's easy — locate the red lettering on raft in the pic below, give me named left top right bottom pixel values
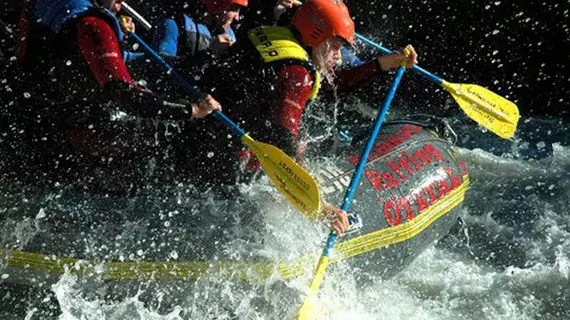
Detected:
left=424, top=144, right=444, bottom=162
left=345, top=124, right=422, bottom=165
left=364, top=144, right=446, bottom=193
left=383, top=172, right=401, bottom=189
left=384, top=197, right=401, bottom=226
left=416, top=192, right=429, bottom=213
left=365, top=170, right=388, bottom=192
left=398, top=196, right=414, bottom=221
left=345, top=154, right=360, bottom=166
left=438, top=177, right=452, bottom=198
left=365, top=170, right=401, bottom=192
left=413, top=149, right=434, bottom=165
left=380, top=165, right=464, bottom=226
left=445, top=167, right=462, bottom=189
left=372, top=142, right=394, bottom=157
left=387, top=152, right=419, bottom=182
left=459, top=160, right=468, bottom=176
left=424, top=183, right=438, bottom=204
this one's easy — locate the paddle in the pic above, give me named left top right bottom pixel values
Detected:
left=355, top=34, right=520, bottom=139
left=121, top=2, right=152, bottom=31
left=126, top=31, right=322, bottom=217
left=297, top=61, right=408, bottom=319
left=277, top=1, right=519, bottom=139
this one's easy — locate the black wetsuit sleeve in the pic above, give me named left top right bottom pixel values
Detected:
left=76, top=16, right=194, bottom=120
left=103, top=79, right=194, bottom=120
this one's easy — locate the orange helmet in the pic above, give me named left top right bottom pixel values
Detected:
left=291, top=0, right=355, bottom=48
left=200, top=0, right=249, bottom=14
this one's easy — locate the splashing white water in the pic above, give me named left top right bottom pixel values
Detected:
left=53, top=270, right=183, bottom=320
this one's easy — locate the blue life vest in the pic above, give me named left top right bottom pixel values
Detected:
left=33, top=0, right=124, bottom=41
left=153, top=13, right=236, bottom=57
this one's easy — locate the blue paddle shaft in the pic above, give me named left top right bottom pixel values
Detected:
left=355, top=33, right=443, bottom=85
left=322, top=65, right=407, bottom=257
left=129, top=32, right=246, bottom=137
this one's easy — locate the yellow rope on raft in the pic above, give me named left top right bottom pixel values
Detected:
left=1, top=177, right=469, bottom=282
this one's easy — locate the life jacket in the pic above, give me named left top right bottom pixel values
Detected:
left=192, top=25, right=322, bottom=144
left=32, top=0, right=124, bottom=41
left=246, top=26, right=320, bottom=101
left=199, top=26, right=320, bottom=117
left=189, top=26, right=321, bottom=179
left=30, top=0, right=143, bottom=65
left=17, top=0, right=126, bottom=104
left=15, top=0, right=140, bottom=161
left=154, top=13, right=236, bottom=57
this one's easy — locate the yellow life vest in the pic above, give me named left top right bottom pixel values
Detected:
left=247, top=26, right=320, bottom=101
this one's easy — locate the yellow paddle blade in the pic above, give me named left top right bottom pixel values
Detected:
left=241, top=134, right=322, bottom=219
left=441, top=81, right=520, bottom=139
left=297, top=295, right=325, bottom=320
left=297, top=256, right=330, bottom=320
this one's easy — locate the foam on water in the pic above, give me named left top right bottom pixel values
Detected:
left=2, top=115, right=570, bottom=319
left=330, top=142, right=570, bottom=320
left=52, top=272, right=184, bottom=320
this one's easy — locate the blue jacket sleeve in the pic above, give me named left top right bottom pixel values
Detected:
left=153, top=17, right=179, bottom=56
left=123, top=51, right=145, bottom=63
left=341, top=48, right=364, bottom=67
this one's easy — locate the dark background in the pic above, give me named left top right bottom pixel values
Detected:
left=349, top=0, right=570, bottom=119
left=2, top=0, right=569, bottom=119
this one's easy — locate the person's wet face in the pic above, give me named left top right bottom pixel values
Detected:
left=312, top=37, right=344, bottom=74
left=98, top=0, right=123, bottom=13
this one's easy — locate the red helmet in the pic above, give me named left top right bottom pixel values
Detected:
left=200, top=0, right=248, bottom=14
left=291, top=0, right=355, bottom=48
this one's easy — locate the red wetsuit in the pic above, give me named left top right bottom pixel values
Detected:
left=235, top=59, right=382, bottom=171
left=270, top=60, right=383, bottom=149
left=17, top=5, right=197, bottom=159
left=17, top=3, right=192, bottom=121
